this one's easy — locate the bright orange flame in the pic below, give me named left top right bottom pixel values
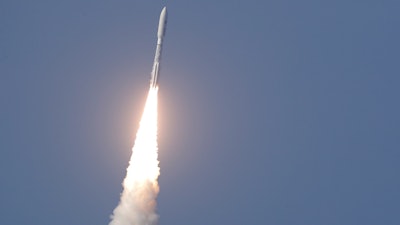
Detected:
left=109, top=87, right=160, bottom=225
left=125, top=87, right=159, bottom=185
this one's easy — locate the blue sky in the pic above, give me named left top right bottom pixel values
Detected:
left=1, top=0, right=399, bottom=224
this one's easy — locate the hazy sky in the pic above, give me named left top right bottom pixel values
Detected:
left=1, top=0, right=399, bottom=224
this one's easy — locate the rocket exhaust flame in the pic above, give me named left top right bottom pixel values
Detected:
left=109, top=87, right=160, bottom=225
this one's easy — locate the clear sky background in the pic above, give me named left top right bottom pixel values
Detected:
left=1, top=0, right=399, bottom=224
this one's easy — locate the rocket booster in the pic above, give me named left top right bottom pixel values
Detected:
left=150, top=7, right=168, bottom=88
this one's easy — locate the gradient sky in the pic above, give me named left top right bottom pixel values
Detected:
left=1, top=0, right=399, bottom=224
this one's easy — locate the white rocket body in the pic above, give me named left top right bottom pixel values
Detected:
left=150, top=7, right=167, bottom=88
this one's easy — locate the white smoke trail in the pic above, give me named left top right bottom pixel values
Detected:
left=109, top=87, right=160, bottom=225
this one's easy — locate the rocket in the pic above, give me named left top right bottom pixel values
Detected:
left=150, top=7, right=168, bottom=88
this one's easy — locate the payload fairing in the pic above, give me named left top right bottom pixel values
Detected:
left=150, top=7, right=168, bottom=88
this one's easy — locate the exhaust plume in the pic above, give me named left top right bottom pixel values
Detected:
left=109, top=87, right=160, bottom=225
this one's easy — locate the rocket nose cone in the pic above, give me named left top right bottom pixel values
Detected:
left=157, top=6, right=168, bottom=38
left=160, top=7, right=167, bottom=19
